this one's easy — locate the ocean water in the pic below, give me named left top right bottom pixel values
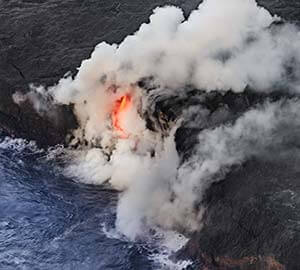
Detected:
left=0, top=137, right=190, bottom=270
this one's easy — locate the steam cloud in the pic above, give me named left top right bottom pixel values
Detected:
left=14, top=0, right=300, bottom=239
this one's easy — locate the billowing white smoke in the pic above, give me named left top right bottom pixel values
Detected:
left=64, top=99, right=300, bottom=240
left=13, top=0, right=300, bottom=239
left=117, top=99, right=300, bottom=238
left=49, top=0, right=300, bottom=110
left=17, top=0, right=300, bottom=143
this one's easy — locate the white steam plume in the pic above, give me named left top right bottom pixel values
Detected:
left=28, top=0, right=300, bottom=144
left=50, top=0, right=300, bottom=107
left=16, top=0, right=300, bottom=143
left=14, top=0, right=300, bottom=240
left=63, top=98, right=300, bottom=239
left=120, top=99, right=300, bottom=238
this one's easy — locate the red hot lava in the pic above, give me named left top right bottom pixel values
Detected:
left=112, top=95, right=132, bottom=138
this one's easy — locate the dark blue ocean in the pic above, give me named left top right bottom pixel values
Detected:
left=0, top=137, right=186, bottom=270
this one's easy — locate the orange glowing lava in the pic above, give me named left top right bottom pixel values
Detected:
left=112, top=95, right=131, bottom=138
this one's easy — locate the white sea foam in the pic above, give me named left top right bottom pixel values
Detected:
left=0, top=137, right=39, bottom=152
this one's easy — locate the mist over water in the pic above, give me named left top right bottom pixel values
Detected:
left=13, top=0, right=300, bottom=243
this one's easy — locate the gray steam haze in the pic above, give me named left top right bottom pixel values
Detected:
left=13, top=0, right=300, bottom=239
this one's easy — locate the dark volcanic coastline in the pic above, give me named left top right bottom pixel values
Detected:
left=0, top=0, right=200, bottom=146
left=1, top=0, right=300, bottom=145
left=1, top=1, right=300, bottom=269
